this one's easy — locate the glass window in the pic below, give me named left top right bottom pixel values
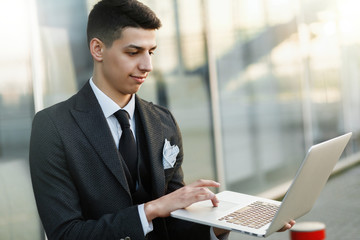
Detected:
left=0, top=0, right=41, bottom=239
left=337, top=0, right=360, bottom=151
left=301, top=0, right=343, bottom=142
left=35, top=0, right=92, bottom=108
left=208, top=0, right=318, bottom=194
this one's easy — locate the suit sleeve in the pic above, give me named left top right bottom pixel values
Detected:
left=29, top=110, right=145, bottom=240
left=160, top=109, right=211, bottom=240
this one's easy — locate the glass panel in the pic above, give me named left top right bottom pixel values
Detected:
left=301, top=0, right=343, bottom=142
left=35, top=0, right=92, bottom=108
left=209, top=0, right=305, bottom=194
left=210, top=0, right=359, bottom=196
left=337, top=0, right=360, bottom=152
left=0, top=0, right=41, bottom=239
left=299, top=0, right=360, bottom=154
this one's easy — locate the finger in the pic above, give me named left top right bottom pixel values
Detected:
left=195, top=187, right=216, bottom=200
left=277, top=224, right=290, bottom=232
left=197, top=187, right=220, bottom=207
left=189, top=179, right=220, bottom=188
left=210, top=195, right=220, bottom=207
left=290, top=220, right=296, bottom=227
left=185, top=186, right=217, bottom=205
left=277, top=220, right=295, bottom=232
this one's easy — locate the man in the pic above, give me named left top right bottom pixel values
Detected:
left=29, top=1, right=294, bottom=239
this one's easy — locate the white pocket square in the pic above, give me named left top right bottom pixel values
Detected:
left=162, top=139, right=179, bottom=169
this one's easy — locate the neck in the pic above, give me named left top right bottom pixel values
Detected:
left=92, top=74, right=132, bottom=108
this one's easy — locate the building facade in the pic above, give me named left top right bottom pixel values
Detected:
left=1, top=0, right=359, bottom=238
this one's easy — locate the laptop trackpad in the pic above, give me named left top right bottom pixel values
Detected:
left=183, top=199, right=238, bottom=218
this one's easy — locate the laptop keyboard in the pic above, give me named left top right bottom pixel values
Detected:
left=218, top=201, right=279, bottom=229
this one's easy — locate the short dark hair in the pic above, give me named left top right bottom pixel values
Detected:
left=87, top=0, right=162, bottom=47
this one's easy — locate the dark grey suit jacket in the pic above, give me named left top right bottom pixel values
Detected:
left=29, top=82, right=210, bottom=240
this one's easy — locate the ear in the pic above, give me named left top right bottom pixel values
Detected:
left=90, top=38, right=105, bottom=62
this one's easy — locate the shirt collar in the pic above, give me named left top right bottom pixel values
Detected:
left=89, top=77, right=135, bottom=119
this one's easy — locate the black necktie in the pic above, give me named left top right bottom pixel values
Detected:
left=114, top=110, right=137, bottom=192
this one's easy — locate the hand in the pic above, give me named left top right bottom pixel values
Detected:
left=277, top=220, right=296, bottom=232
left=213, top=227, right=230, bottom=237
left=144, top=179, right=220, bottom=222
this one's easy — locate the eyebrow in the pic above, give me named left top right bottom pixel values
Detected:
left=125, top=44, right=157, bottom=51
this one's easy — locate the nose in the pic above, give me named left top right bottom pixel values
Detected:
left=139, top=53, right=153, bottom=72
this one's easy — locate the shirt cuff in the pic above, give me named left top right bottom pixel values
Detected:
left=210, top=227, right=230, bottom=240
left=138, top=204, right=154, bottom=236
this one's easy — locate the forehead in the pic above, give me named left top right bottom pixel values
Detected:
left=115, top=27, right=157, bottom=49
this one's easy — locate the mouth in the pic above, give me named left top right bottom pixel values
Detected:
left=131, top=75, right=147, bottom=84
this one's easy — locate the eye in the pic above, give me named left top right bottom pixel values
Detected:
left=149, top=51, right=155, bottom=56
left=127, top=51, right=138, bottom=56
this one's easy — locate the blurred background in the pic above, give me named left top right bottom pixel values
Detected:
left=0, top=0, right=359, bottom=239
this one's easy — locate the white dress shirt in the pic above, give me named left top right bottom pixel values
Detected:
left=89, top=78, right=153, bottom=235
left=89, top=78, right=228, bottom=239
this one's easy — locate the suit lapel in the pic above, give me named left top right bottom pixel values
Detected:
left=135, top=96, right=166, bottom=198
left=70, top=82, right=131, bottom=197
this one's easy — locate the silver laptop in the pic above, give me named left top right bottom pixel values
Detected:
left=171, top=133, right=352, bottom=237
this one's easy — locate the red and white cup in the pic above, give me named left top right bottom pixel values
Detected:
left=290, top=222, right=326, bottom=240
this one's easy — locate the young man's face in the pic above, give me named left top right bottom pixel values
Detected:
left=94, top=27, right=157, bottom=105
